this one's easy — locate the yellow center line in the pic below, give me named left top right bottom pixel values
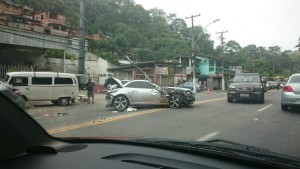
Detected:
left=48, top=108, right=166, bottom=134
left=48, top=97, right=227, bottom=135
left=195, top=97, right=226, bottom=104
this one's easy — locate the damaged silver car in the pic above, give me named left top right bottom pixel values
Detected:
left=105, top=77, right=195, bottom=111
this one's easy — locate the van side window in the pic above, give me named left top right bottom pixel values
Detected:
left=9, top=77, right=28, bottom=86
left=55, top=78, right=73, bottom=84
left=32, top=77, right=52, bottom=85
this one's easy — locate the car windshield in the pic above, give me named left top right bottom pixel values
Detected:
left=1, top=0, right=300, bottom=163
left=233, top=75, right=261, bottom=83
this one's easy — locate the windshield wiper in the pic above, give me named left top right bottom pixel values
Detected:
left=129, top=138, right=300, bottom=168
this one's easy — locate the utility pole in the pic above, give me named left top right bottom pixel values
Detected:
left=78, top=0, right=85, bottom=75
left=186, top=14, right=200, bottom=94
left=216, top=30, right=228, bottom=91
left=249, top=49, right=257, bottom=73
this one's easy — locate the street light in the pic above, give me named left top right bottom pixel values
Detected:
left=194, top=19, right=220, bottom=44
left=192, top=19, right=220, bottom=94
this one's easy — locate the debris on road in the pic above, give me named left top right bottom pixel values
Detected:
left=253, top=118, right=259, bottom=121
left=126, top=107, right=137, bottom=112
left=43, top=113, right=50, bottom=117
left=56, top=113, right=68, bottom=116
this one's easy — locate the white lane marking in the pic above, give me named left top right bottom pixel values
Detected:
left=257, top=104, right=273, bottom=112
left=196, top=131, right=220, bottom=141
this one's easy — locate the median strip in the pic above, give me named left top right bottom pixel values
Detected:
left=48, top=97, right=227, bottom=135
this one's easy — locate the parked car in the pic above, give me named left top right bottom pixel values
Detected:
left=104, top=77, right=195, bottom=111
left=281, top=73, right=300, bottom=111
left=179, top=82, right=201, bottom=92
left=266, top=81, right=276, bottom=90
left=2, top=72, right=79, bottom=106
left=227, top=73, right=265, bottom=103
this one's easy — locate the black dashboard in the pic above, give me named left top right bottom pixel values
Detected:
left=1, top=142, right=272, bottom=169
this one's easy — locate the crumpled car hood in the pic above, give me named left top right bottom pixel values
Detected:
left=104, top=77, right=123, bottom=88
left=165, top=87, right=192, bottom=91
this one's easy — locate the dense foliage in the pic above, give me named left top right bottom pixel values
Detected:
left=15, top=0, right=300, bottom=79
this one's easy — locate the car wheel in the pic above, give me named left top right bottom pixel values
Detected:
left=169, top=94, right=182, bottom=108
left=113, top=95, right=129, bottom=112
left=227, top=97, right=233, bottom=103
left=58, top=97, right=70, bottom=106
left=281, top=102, right=288, bottom=111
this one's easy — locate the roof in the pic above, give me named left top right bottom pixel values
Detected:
left=0, top=0, right=18, bottom=7
left=108, top=61, right=180, bottom=70
left=6, top=72, right=77, bottom=78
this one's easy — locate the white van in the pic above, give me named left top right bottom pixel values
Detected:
left=2, top=72, right=79, bottom=106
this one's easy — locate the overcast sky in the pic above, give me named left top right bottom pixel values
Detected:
left=134, top=0, right=300, bottom=51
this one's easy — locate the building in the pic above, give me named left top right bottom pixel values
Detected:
left=107, top=61, right=179, bottom=86
left=175, top=56, right=235, bottom=90
left=0, top=0, right=42, bottom=32
left=0, top=0, right=34, bottom=19
left=35, top=11, right=68, bottom=37
left=85, top=34, right=105, bottom=41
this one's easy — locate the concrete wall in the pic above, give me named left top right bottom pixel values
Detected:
left=65, top=50, right=115, bottom=74
left=0, top=48, right=46, bottom=70
left=0, top=46, right=114, bottom=85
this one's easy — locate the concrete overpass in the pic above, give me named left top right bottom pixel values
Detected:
left=0, top=24, right=70, bottom=50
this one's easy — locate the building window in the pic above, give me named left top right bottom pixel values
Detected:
left=41, top=15, right=44, bottom=20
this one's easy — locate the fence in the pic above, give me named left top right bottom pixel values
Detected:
left=0, top=65, right=33, bottom=79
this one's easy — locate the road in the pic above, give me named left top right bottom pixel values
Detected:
left=28, top=90, right=300, bottom=157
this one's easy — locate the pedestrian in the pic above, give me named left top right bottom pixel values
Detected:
left=276, top=80, right=280, bottom=90
left=85, top=79, right=95, bottom=104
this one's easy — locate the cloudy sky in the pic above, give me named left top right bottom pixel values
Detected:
left=134, top=0, right=300, bottom=51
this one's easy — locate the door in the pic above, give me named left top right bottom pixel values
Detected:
left=8, top=77, right=30, bottom=95
left=29, top=77, right=53, bottom=101
left=124, top=81, right=161, bottom=105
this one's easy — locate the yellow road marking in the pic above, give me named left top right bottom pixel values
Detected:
left=48, top=97, right=226, bottom=134
left=195, top=97, right=226, bottom=104
left=48, top=108, right=166, bottom=134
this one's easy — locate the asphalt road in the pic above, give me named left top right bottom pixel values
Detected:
left=28, top=90, right=300, bottom=157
